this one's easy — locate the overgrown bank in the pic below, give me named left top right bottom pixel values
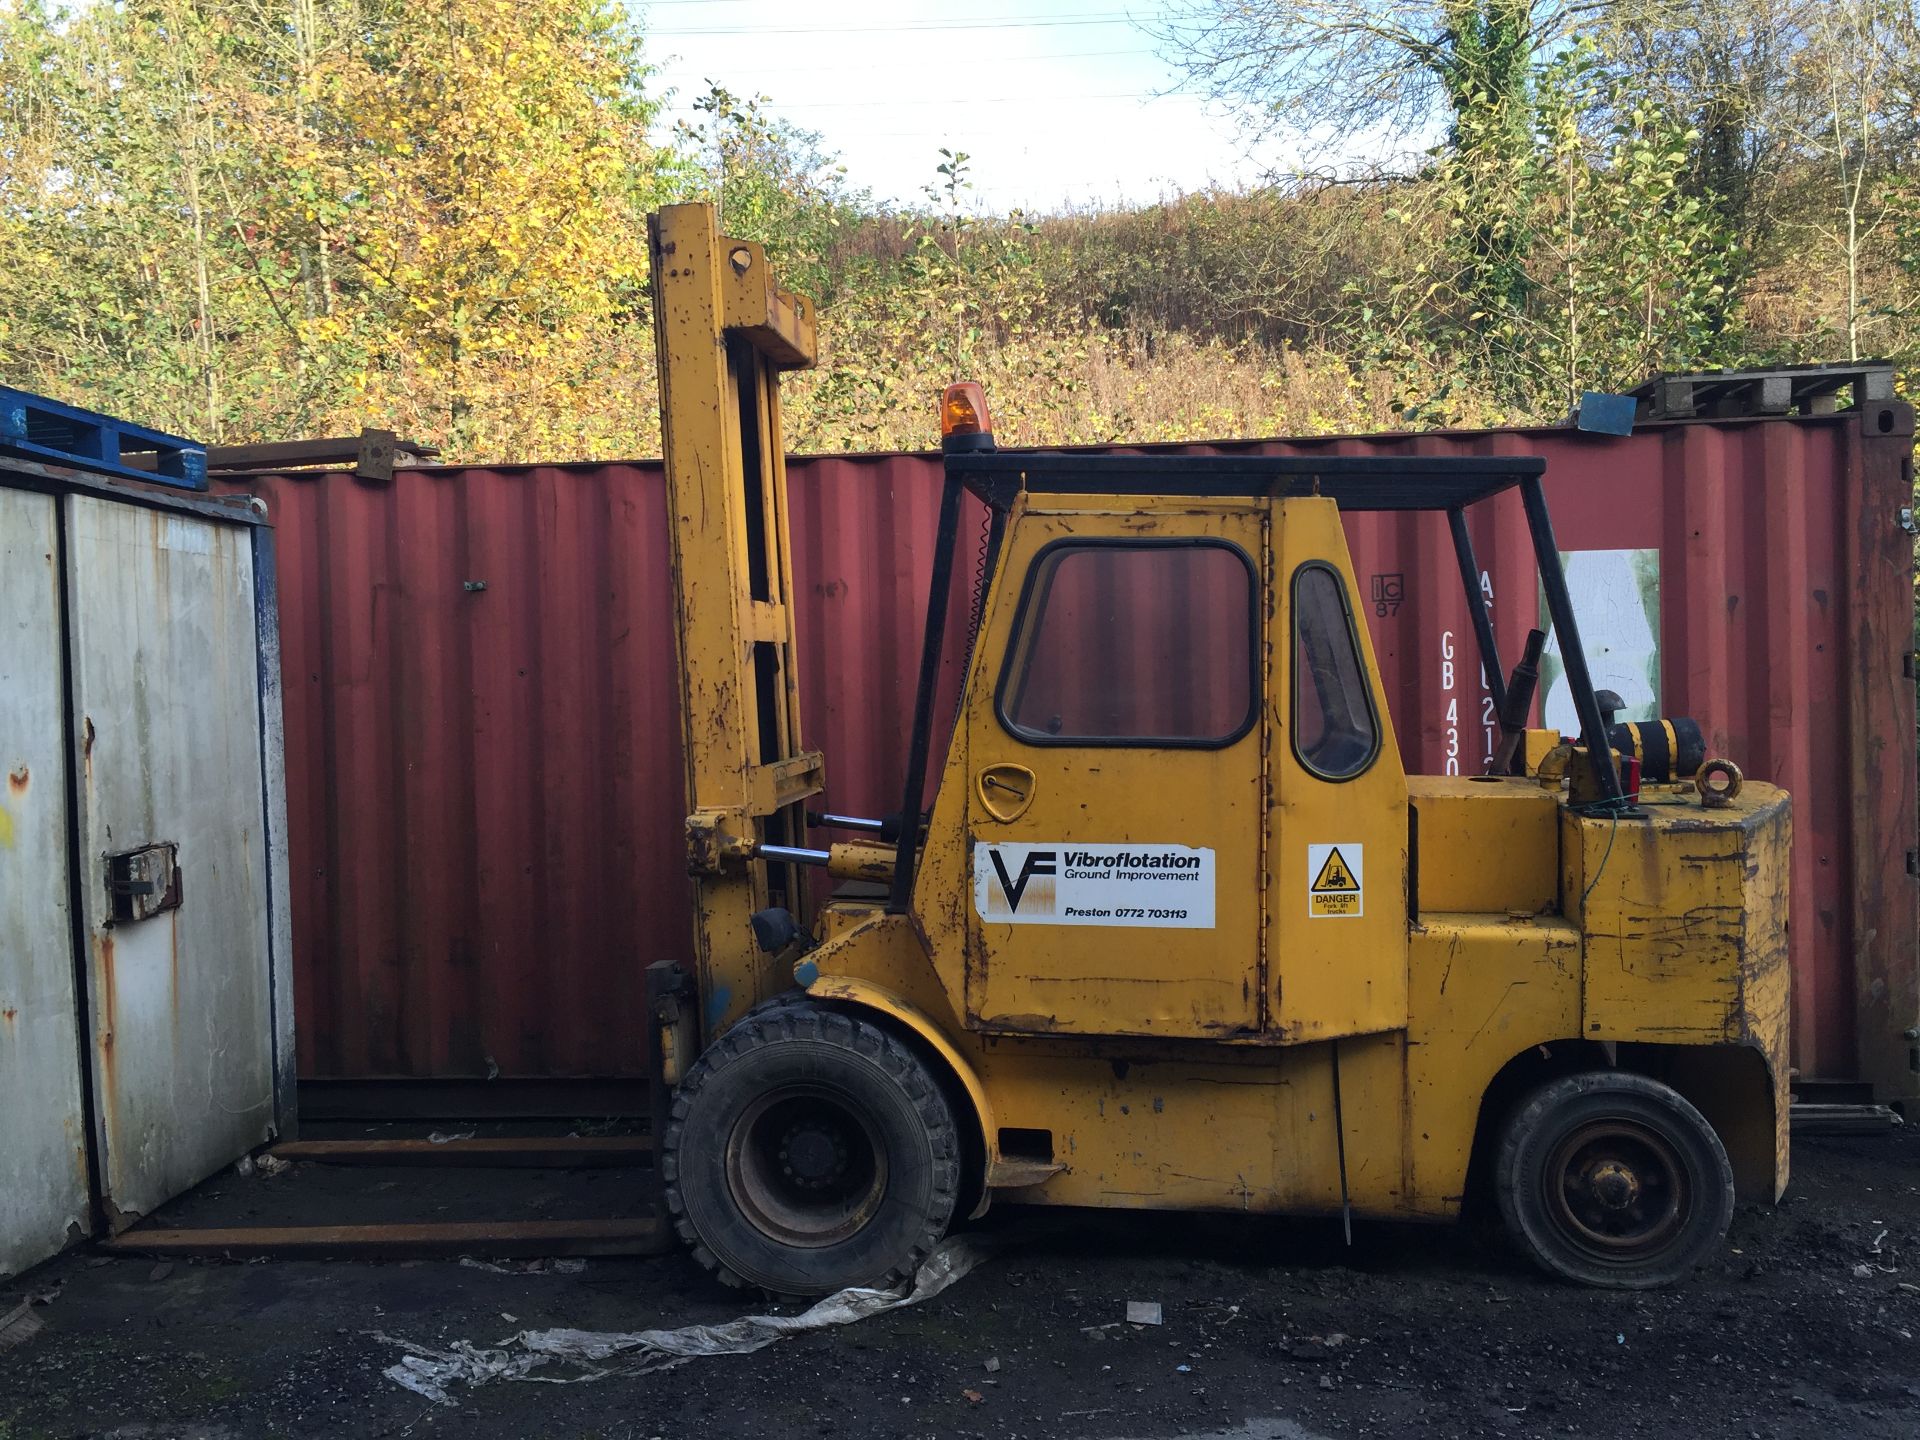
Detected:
left=1, top=1, right=1913, bottom=459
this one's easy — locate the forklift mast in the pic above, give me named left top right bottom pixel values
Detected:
left=646, top=204, right=823, bottom=1048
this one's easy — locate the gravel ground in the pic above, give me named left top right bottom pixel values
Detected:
left=3, top=1126, right=1919, bottom=1440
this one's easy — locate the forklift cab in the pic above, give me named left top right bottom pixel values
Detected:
left=951, top=488, right=1410, bottom=1042
left=890, top=388, right=1629, bottom=1049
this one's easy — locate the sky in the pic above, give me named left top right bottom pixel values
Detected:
left=631, top=0, right=1301, bottom=213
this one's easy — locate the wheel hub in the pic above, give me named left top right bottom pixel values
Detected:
left=1544, top=1119, right=1689, bottom=1263
left=781, top=1123, right=848, bottom=1189
left=1585, top=1158, right=1641, bottom=1210
left=725, top=1085, right=887, bottom=1249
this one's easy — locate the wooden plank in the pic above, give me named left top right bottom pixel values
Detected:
left=1789, top=1103, right=1903, bottom=1136
left=205, top=430, right=438, bottom=470
left=100, top=1217, right=672, bottom=1259
left=297, top=1077, right=651, bottom=1121
left=271, top=1137, right=650, bottom=1168
left=206, top=437, right=354, bottom=468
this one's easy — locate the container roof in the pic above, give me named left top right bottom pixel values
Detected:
left=944, top=451, right=1544, bottom=511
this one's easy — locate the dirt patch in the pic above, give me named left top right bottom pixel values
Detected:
left=3, top=1130, right=1919, bottom=1438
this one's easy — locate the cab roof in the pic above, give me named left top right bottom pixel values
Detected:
left=944, top=451, right=1544, bottom=512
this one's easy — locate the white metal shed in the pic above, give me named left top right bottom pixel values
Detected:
left=0, top=453, right=293, bottom=1279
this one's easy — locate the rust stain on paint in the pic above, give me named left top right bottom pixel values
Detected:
left=95, top=931, right=118, bottom=1140
left=94, top=932, right=117, bottom=1052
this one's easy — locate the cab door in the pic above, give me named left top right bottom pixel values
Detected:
left=1267, top=499, right=1408, bottom=1040
left=964, top=503, right=1266, bottom=1039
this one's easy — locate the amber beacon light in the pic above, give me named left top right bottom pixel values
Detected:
left=939, top=382, right=994, bottom=452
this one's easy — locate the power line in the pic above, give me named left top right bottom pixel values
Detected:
left=649, top=14, right=1152, bottom=37
left=651, top=46, right=1162, bottom=75
left=655, top=123, right=1222, bottom=140
left=659, top=91, right=1162, bottom=112
left=635, top=0, right=1019, bottom=5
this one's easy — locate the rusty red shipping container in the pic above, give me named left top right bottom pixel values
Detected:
left=222, top=403, right=1919, bottom=1099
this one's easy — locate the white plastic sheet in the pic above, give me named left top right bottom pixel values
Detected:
left=380, top=1235, right=991, bottom=1407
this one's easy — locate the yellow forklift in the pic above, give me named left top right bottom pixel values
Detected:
left=644, top=204, right=1790, bottom=1296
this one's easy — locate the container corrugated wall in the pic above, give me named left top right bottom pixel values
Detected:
left=224, top=405, right=1919, bottom=1095
left=247, top=466, right=687, bottom=1079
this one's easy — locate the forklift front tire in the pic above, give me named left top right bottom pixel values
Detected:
left=662, top=1005, right=960, bottom=1296
left=1496, top=1071, right=1734, bottom=1289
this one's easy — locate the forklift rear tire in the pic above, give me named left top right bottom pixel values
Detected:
left=1496, top=1071, right=1734, bottom=1289
left=662, top=1005, right=960, bottom=1296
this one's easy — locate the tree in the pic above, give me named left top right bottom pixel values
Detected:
left=1527, top=45, right=1734, bottom=402
left=301, top=0, right=662, bottom=445
left=1596, top=0, right=1812, bottom=341
left=1787, top=0, right=1908, bottom=360
left=1156, top=2, right=1594, bottom=362
left=0, top=0, right=670, bottom=457
left=670, top=84, right=863, bottom=304
left=1340, top=37, right=1733, bottom=421
left=0, top=0, right=291, bottom=437
left=1155, top=0, right=1593, bottom=161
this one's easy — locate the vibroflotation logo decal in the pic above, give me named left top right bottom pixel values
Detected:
left=983, top=847, right=1058, bottom=916
left=973, top=843, right=1215, bottom=928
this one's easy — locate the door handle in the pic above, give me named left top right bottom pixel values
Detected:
left=976, top=764, right=1036, bottom=822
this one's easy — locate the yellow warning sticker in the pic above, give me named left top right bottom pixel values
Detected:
left=1307, top=843, right=1364, bottom=918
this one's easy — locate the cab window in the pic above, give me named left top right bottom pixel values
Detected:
left=1291, top=562, right=1379, bottom=779
left=998, top=540, right=1256, bottom=746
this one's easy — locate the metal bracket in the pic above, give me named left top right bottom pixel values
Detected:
left=105, top=841, right=182, bottom=924
left=1899, top=506, right=1916, bottom=536
left=743, top=750, right=826, bottom=816
left=720, top=239, right=818, bottom=369
left=644, top=959, right=698, bottom=1204
left=685, top=809, right=758, bottom=876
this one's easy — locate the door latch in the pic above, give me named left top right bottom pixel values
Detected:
left=105, top=842, right=182, bottom=924
left=1899, top=506, right=1917, bottom=536
left=976, top=763, right=1037, bottom=823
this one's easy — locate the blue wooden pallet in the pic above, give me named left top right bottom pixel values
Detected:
left=0, top=387, right=208, bottom=490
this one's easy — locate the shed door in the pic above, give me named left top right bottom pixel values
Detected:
left=964, top=508, right=1267, bottom=1039
left=0, top=488, right=92, bottom=1277
left=64, top=495, right=277, bottom=1222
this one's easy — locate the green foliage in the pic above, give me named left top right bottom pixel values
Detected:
left=1348, top=37, right=1736, bottom=423
left=671, top=85, right=862, bottom=303
left=0, top=0, right=671, bottom=456
left=1529, top=46, right=1736, bottom=403
left=0, top=2, right=1912, bottom=460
